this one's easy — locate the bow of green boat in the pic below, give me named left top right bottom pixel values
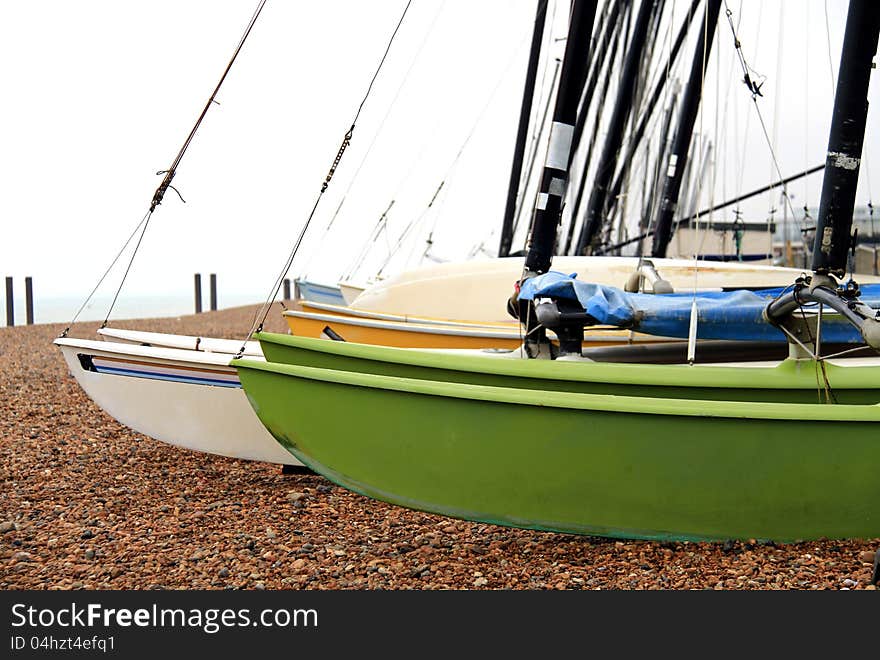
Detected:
left=232, top=358, right=880, bottom=542
left=254, top=332, right=880, bottom=403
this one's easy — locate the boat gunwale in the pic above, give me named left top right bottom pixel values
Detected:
left=254, top=332, right=880, bottom=390
left=54, top=337, right=251, bottom=369
left=283, top=309, right=533, bottom=338
left=298, top=300, right=513, bottom=328
left=232, top=357, right=880, bottom=421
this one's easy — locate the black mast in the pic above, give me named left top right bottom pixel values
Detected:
left=498, top=1, right=549, bottom=258
left=561, top=3, right=629, bottom=253
left=520, top=0, right=599, bottom=277
left=650, top=0, right=721, bottom=258
left=811, top=0, right=880, bottom=276
left=600, top=0, right=702, bottom=239
left=573, top=0, right=657, bottom=256
left=568, top=0, right=628, bottom=169
left=765, top=0, right=880, bottom=350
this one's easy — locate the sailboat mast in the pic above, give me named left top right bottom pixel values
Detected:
left=498, top=0, right=549, bottom=258
left=764, top=1, right=880, bottom=350
left=650, top=0, right=721, bottom=258
left=561, top=4, right=629, bottom=254
left=600, top=0, right=703, bottom=241
left=523, top=0, right=599, bottom=276
left=574, top=0, right=657, bottom=255
left=569, top=0, right=628, bottom=170
left=811, top=0, right=880, bottom=277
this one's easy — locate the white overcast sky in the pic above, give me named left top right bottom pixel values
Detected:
left=1, top=0, right=878, bottom=306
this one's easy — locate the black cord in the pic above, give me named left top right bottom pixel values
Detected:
left=65, top=0, right=268, bottom=334
left=244, top=0, right=414, bottom=344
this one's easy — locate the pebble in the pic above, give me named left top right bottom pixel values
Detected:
left=2, top=309, right=879, bottom=591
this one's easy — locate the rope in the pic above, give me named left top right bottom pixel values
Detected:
left=688, top=0, right=717, bottom=362
left=636, top=0, right=678, bottom=265
left=241, top=0, right=413, bottom=349
left=357, top=11, right=540, bottom=283
left=767, top=281, right=841, bottom=403
left=63, top=0, right=267, bottom=334
left=723, top=2, right=803, bottom=235
left=58, top=211, right=150, bottom=337
left=152, top=0, right=268, bottom=211
left=299, top=0, right=447, bottom=279
left=101, top=212, right=154, bottom=328
left=824, top=0, right=837, bottom=91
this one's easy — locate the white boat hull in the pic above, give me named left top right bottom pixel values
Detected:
left=55, top=338, right=297, bottom=465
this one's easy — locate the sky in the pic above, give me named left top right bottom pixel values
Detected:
left=1, top=1, right=879, bottom=320
left=0, top=0, right=539, bottom=308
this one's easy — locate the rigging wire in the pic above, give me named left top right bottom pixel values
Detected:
left=688, top=0, right=715, bottom=364
left=730, top=1, right=763, bottom=224
left=299, top=0, right=448, bottom=279
left=521, top=0, right=561, bottom=204
left=58, top=212, right=150, bottom=336
left=59, top=0, right=268, bottom=336
left=715, top=0, right=744, bottom=226
left=801, top=0, right=813, bottom=265
left=710, top=7, right=721, bottom=249
left=242, top=0, right=413, bottom=347
left=636, top=0, right=678, bottom=264
left=762, top=0, right=786, bottom=259
left=824, top=0, right=837, bottom=91
left=361, top=13, right=547, bottom=283
left=722, top=1, right=803, bottom=237
left=101, top=213, right=154, bottom=329
left=152, top=0, right=268, bottom=213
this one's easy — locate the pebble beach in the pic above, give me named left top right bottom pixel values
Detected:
left=1, top=305, right=878, bottom=590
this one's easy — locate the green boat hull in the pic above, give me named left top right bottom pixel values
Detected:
left=256, top=332, right=880, bottom=404
left=233, top=359, right=880, bottom=542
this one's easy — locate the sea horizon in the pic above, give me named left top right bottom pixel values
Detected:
left=1, top=292, right=263, bottom=327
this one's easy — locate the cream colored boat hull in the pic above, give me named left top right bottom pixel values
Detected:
left=350, top=256, right=880, bottom=322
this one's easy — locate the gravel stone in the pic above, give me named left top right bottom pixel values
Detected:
left=2, top=307, right=878, bottom=590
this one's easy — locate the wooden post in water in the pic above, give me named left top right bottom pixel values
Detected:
left=194, top=274, right=202, bottom=314
left=25, top=277, right=33, bottom=325
left=283, top=279, right=291, bottom=301
left=209, top=273, right=217, bottom=311
left=5, top=277, right=13, bottom=327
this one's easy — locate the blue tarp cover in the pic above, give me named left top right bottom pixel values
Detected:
left=518, top=271, right=880, bottom=343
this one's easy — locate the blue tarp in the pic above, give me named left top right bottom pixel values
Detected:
left=518, top=271, right=880, bottom=343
